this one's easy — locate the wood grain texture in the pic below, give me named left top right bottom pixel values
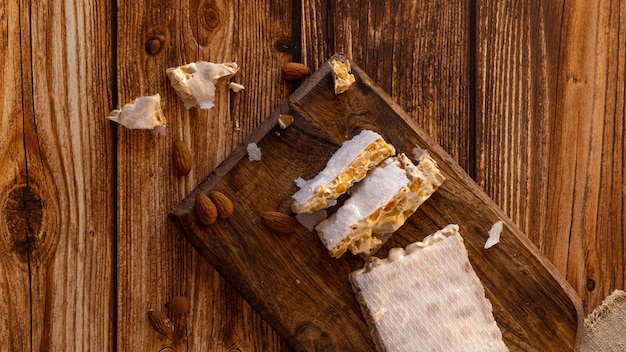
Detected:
left=2, top=0, right=624, bottom=350
left=476, top=0, right=626, bottom=314
left=475, top=0, right=557, bottom=243
left=547, top=0, right=625, bottom=313
left=301, top=0, right=473, bottom=172
left=172, top=56, right=582, bottom=351
left=0, top=0, right=114, bottom=350
left=115, top=0, right=291, bottom=350
left=0, top=3, right=33, bottom=349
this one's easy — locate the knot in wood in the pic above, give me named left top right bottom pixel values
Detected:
left=294, top=322, right=338, bottom=351
left=145, top=34, right=166, bottom=56
left=586, top=278, right=596, bottom=291
left=274, top=37, right=296, bottom=53
left=4, top=185, right=43, bottom=261
left=201, top=5, right=221, bottom=31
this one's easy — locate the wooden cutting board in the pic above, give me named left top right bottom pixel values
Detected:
left=170, top=53, right=583, bottom=351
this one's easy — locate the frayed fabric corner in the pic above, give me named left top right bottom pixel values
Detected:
left=581, top=290, right=626, bottom=351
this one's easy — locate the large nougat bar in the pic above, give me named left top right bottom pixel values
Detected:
left=350, top=224, right=509, bottom=352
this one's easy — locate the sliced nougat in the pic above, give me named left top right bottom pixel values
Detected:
left=291, top=130, right=395, bottom=214
left=350, top=224, right=509, bottom=352
left=315, top=153, right=444, bottom=258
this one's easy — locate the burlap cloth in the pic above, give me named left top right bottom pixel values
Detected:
left=581, top=290, right=626, bottom=351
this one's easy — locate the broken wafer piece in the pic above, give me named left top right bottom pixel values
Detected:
left=315, top=153, right=444, bottom=258
left=350, top=224, right=509, bottom=352
left=166, top=61, right=239, bottom=109
left=291, top=130, right=396, bottom=214
left=107, top=94, right=166, bottom=134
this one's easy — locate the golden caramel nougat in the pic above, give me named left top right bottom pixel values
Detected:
left=315, top=153, right=444, bottom=258
left=291, top=130, right=395, bottom=214
left=331, top=59, right=356, bottom=94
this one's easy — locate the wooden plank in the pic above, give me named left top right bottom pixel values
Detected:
left=589, top=0, right=626, bottom=312
left=172, top=56, right=583, bottom=351
left=546, top=0, right=625, bottom=313
left=301, top=0, right=473, bottom=172
left=0, top=0, right=115, bottom=350
left=115, top=0, right=292, bottom=350
left=474, top=1, right=560, bottom=255
left=0, top=2, right=33, bottom=349
left=476, top=0, right=626, bottom=314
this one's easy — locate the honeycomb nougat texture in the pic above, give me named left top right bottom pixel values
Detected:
left=331, top=59, right=356, bottom=94
left=291, top=130, right=395, bottom=214
left=350, top=224, right=509, bottom=352
left=315, top=153, right=444, bottom=258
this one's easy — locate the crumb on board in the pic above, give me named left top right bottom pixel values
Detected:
left=484, top=220, right=503, bottom=249
left=247, top=143, right=262, bottom=161
left=330, top=59, right=355, bottom=94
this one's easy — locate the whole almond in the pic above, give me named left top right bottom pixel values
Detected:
left=281, top=62, right=311, bottom=81
left=165, top=295, right=190, bottom=314
left=195, top=193, right=217, bottom=225
left=173, top=140, right=192, bottom=176
left=278, top=114, right=294, bottom=129
left=263, top=212, right=298, bottom=235
left=209, top=191, right=234, bottom=219
left=147, top=309, right=174, bottom=338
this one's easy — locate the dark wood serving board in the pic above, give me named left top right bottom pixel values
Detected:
left=170, top=54, right=583, bottom=351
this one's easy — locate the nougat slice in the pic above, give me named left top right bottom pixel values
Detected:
left=316, top=153, right=444, bottom=258
left=291, top=130, right=395, bottom=214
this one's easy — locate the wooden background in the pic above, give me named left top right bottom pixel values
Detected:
left=0, top=0, right=623, bottom=351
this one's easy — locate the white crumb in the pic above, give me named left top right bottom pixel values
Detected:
left=484, top=220, right=503, bottom=249
left=246, top=143, right=262, bottom=161
left=294, top=177, right=307, bottom=188
left=229, top=82, right=245, bottom=92
left=412, top=146, right=430, bottom=161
